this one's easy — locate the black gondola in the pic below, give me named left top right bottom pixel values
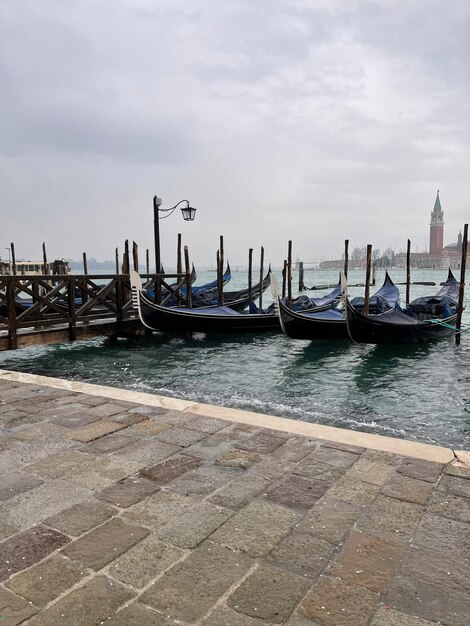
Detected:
left=274, top=272, right=400, bottom=341
left=345, top=270, right=460, bottom=345
left=131, top=270, right=280, bottom=334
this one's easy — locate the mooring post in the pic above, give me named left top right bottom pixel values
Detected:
left=132, top=241, right=139, bottom=273
left=217, top=236, right=224, bottom=306
left=115, top=248, right=119, bottom=275
left=10, top=242, right=16, bottom=275
left=282, top=260, right=287, bottom=299
left=364, top=244, right=372, bottom=315
left=42, top=242, right=49, bottom=275
left=455, top=223, right=468, bottom=346
left=248, top=248, right=253, bottom=308
left=298, top=261, right=304, bottom=291
left=176, top=234, right=182, bottom=300
left=406, top=239, right=411, bottom=306
left=68, top=275, right=77, bottom=341
left=259, top=246, right=264, bottom=310
left=344, top=239, right=349, bottom=279
left=287, top=241, right=292, bottom=307
left=7, top=279, right=18, bottom=350
left=184, top=245, right=192, bottom=308
left=146, top=249, right=150, bottom=276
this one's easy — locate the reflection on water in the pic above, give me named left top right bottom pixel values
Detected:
left=1, top=268, right=469, bottom=449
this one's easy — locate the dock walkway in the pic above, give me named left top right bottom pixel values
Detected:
left=1, top=370, right=470, bottom=625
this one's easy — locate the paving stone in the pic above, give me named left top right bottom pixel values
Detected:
left=321, top=439, right=366, bottom=455
left=0, top=407, right=41, bottom=430
left=88, top=402, right=131, bottom=417
left=328, top=530, right=405, bottom=592
left=397, top=457, right=443, bottom=482
left=108, top=411, right=149, bottom=426
left=357, top=494, right=424, bottom=543
left=262, top=428, right=294, bottom=440
left=96, top=475, right=160, bottom=507
left=11, top=421, right=69, bottom=441
left=426, top=489, right=470, bottom=522
left=400, top=543, right=470, bottom=593
left=265, top=474, right=329, bottom=510
left=270, top=436, right=319, bottom=462
left=209, top=474, right=271, bottom=510
left=106, top=602, right=173, bottom=625
left=215, top=448, right=262, bottom=469
left=386, top=575, right=470, bottom=626
left=297, top=496, right=361, bottom=544
left=153, top=425, right=207, bottom=447
left=412, top=513, right=470, bottom=557
left=269, top=531, right=334, bottom=577
left=248, top=457, right=297, bottom=479
left=50, top=410, right=102, bottom=429
left=62, top=517, right=149, bottom=570
left=54, top=393, right=109, bottom=407
left=112, top=439, right=180, bottom=468
left=202, top=605, right=263, bottom=625
left=181, top=433, right=238, bottom=460
left=345, top=457, right=396, bottom=486
left=228, top=562, right=311, bottom=623
left=327, top=475, right=381, bottom=505
left=66, top=419, right=126, bottom=442
left=299, top=575, right=379, bottom=626
left=61, top=455, right=142, bottom=490
left=0, top=480, right=94, bottom=530
left=438, top=473, right=470, bottom=498
left=127, top=404, right=169, bottom=416
left=25, top=575, right=136, bottom=626
left=149, top=408, right=189, bottom=425
left=0, top=438, right=76, bottom=474
left=0, top=524, right=70, bottom=581
left=139, top=454, right=202, bottom=484
left=140, top=542, right=252, bottom=622
left=292, top=457, right=347, bottom=485
left=105, top=534, right=186, bottom=588
left=0, top=518, right=18, bottom=541
left=286, top=615, right=324, bottom=626
left=25, top=449, right=95, bottom=479
left=184, top=415, right=228, bottom=433
left=0, top=587, right=37, bottom=625
left=310, top=445, right=360, bottom=468
left=127, top=418, right=172, bottom=436
left=445, top=463, right=470, bottom=479
left=83, top=432, right=140, bottom=453
left=211, top=499, right=300, bottom=556
left=0, top=471, right=43, bottom=502
left=237, top=431, right=285, bottom=453
left=122, top=490, right=195, bottom=530
left=381, top=474, right=434, bottom=505
left=369, top=607, right=438, bottom=625
left=361, top=449, right=402, bottom=466
left=45, top=500, right=116, bottom=536
left=6, top=554, right=87, bottom=607
left=156, top=500, right=234, bottom=548
left=167, top=465, right=242, bottom=500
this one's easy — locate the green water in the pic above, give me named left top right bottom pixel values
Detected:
left=1, top=268, right=469, bottom=449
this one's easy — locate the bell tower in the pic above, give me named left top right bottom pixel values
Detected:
left=429, top=190, right=444, bottom=255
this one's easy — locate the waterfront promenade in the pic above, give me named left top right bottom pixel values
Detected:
left=1, top=370, right=470, bottom=625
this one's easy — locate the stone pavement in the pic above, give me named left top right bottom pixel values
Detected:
left=1, top=375, right=470, bottom=625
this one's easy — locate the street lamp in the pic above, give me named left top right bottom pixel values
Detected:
left=153, top=195, right=197, bottom=303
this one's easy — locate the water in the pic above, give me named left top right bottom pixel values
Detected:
left=1, top=268, right=469, bottom=449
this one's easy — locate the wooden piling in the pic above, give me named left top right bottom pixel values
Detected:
left=82, top=253, right=88, bottom=275
left=184, top=245, right=192, bottom=308
left=298, top=261, right=304, bottom=292
left=455, top=223, right=468, bottom=346
left=282, top=260, right=287, bottom=299
left=287, top=241, right=292, bottom=307
left=132, top=241, right=139, bottom=272
left=146, top=249, right=150, bottom=275
left=217, top=236, right=224, bottom=307
left=259, top=246, right=264, bottom=310
left=363, top=244, right=372, bottom=315
left=248, top=248, right=253, bottom=308
left=10, top=243, right=16, bottom=275
left=406, top=239, right=411, bottom=306
left=115, top=248, right=119, bottom=275
left=42, top=242, right=49, bottom=275
left=123, top=240, right=130, bottom=275
left=344, top=239, right=349, bottom=279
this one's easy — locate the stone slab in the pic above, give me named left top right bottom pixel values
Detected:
left=184, top=415, right=228, bottom=433
left=0, top=524, right=70, bottom=581
left=45, top=499, right=116, bottom=536
left=154, top=426, right=207, bottom=447
left=97, top=475, right=160, bottom=507
left=6, top=554, right=87, bottom=607
left=310, top=445, right=361, bottom=468
left=426, top=489, right=470, bottom=522
left=0, top=587, right=38, bottom=625
left=110, top=439, right=180, bottom=468
left=370, top=607, right=438, bottom=625
left=167, top=465, right=242, bottom=500
left=24, top=575, right=136, bottom=626
left=237, top=431, right=285, bottom=453
left=399, top=544, right=470, bottom=594
left=438, top=474, right=470, bottom=498
left=397, top=457, right=443, bottom=483
left=209, top=474, right=271, bottom=510
left=105, top=534, right=186, bottom=589
left=265, top=474, right=329, bottom=510
left=381, top=474, right=434, bottom=505
left=140, top=542, right=252, bottom=622
left=66, top=419, right=126, bottom=442
left=345, top=458, right=395, bottom=486
left=299, top=575, right=379, bottom=626
left=139, top=454, right=202, bottom=484
left=356, top=494, right=424, bottom=543
left=127, top=418, right=172, bottom=437
left=228, top=563, right=311, bottom=623
left=292, top=457, right=347, bottom=485
left=0, top=471, right=43, bottom=502
left=0, top=518, right=18, bottom=542
left=106, top=602, right=173, bottom=625
left=215, top=448, right=262, bottom=469
left=122, top=490, right=195, bottom=531
left=210, top=499, right=300, bottom=557
left=25, top=449, right=95, bottom=479
left=327, top=475, right=381, bottom=505
left=83, top=432, right=140, bottom=454
left=61, top=518, right=149, bottom=570
left=89, top=402, right=131, bottom=417
left=269, top=531, right=334, bottom=578
left=202, top=605, right=263, bottom=625
left=412, top=513, right=470, bottom=557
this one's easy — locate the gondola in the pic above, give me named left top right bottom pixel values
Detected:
left=274, top=272, right=400, bottom=341
left=130, top=270, right=280, bottom=334
left=345, top=270, right=460, bottom=345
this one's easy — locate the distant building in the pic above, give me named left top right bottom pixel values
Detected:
left=394, top=190, right=464, bottom=269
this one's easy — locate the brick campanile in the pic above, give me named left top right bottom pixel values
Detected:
left=429, top=190, right=444, bottom=255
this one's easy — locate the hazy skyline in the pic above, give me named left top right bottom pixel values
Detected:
left=1, top=0, right=469, bottom=268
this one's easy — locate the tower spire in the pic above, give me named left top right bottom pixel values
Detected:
left=433, top=189, right=441, bottom=211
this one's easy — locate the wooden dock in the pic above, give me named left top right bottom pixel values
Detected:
left=0, top=273, right=148, bottom=351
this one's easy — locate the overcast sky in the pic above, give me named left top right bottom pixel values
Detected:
left=1, top=0, right=469, bottom=268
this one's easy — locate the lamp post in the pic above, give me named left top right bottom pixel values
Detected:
left=153, top=195, right=197, bottom=303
